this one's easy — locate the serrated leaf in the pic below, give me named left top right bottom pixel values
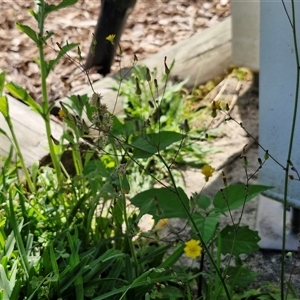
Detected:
left=220, top=225, right=260, bottom=256
left=213, top=184, right=272, bottom=212
left=191, top=211, right=219, bottom=243
left=131, top=131, right=183, bottom=158
left=47, top=42, right=79, bottom=75
left=5, top=82, right=42, bottom=114
left=44, top=0, right=78, bottom=16
left=16, top=22, right=40, bottom=45
left=130, top=187, right=189, bottom=221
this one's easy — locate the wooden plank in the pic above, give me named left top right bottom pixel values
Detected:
left=59, top=17, right=232, bottom=116
left=0, top=94, right=63, bottom=167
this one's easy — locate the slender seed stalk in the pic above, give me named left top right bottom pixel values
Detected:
left=157, top=154, right=231, bottom=300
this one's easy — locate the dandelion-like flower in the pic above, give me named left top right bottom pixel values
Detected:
left=106, top=34, right=116, bottom=45
left=201, top=164, right=215, bottom=182
left=58, top=109, right=66, bottom=119
left=184, top=239, right=202, bottom=259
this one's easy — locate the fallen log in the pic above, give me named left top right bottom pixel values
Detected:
left=0, top=94, right=63, bottom=167
left=60, top=17, right=231, bottom=116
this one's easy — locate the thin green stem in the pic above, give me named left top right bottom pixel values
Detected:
left=119, top=176, right=139, bottom=276
left=157, top=154, right=231, bottom=300
left=35, top=0, right=66, bottom=215
left=8, top=190, right=30, bottom=278
left=113, top=143, right=139, bottom=275
left=5, top=116, right=35, bottom=192
left=38, top=45, right=63, bottom=183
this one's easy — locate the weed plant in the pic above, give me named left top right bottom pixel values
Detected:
left=0, top=1, right=299, bottom=299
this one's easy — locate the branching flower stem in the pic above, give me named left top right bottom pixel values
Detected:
left=157, top=153, right=232, bottom=300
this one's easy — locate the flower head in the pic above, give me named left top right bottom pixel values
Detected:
left=58, top=109, right=67, bottom=119
left=201, top=164, right=215, bottom=182
left=184, top=239, right=202, bottom=259
left=106, top=34, right=116, bottom=45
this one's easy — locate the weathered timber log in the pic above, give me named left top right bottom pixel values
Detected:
left=85, top=0, right=137, bottom=75
left=0, top=94, right=63, bottom=167
left=63, top=17, right=231, bottom=116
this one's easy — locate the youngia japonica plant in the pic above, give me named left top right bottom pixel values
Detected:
left=0, top=1, right=299, bottom=299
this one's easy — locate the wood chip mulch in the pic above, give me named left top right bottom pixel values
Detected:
left=1, top=0, right=230, bottom=103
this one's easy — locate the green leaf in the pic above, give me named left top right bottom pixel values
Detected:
left=159, top=244, right=184, bottom=269
left=220, top=225, right=260, bottom=256
left=130, top=187, right=189, bottom=221
left=0, top=96, right=9, bottom=118
left=112, top=117, right=135, bottom=137
left=191, top=212, right=219, bottom=243
left=131, top=131, right=183, bottom=158
left=15, top=22, right=40, bottom=45
left=194, top=193, right=211, bottom=210
left=0, top=71, right=5, bottom=97
left=213, top=184, right=272, bottom=213
left=59, top=256, right=89, bottom=293
left=0, top=264, right=11, bottom=297
left=99, top=256, right=124, bottom=295
left=47, top=42, right=79, bottom=75
left=225, top=264, right=257, bottom=290
left=44, top=0, right=78, bottom=16
left=5, top=82, right=42, bottom=114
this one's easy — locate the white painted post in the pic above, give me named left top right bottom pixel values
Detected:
left=231, top=1, right=300, bottom=250
left=256, top=1, right=300, bottom=250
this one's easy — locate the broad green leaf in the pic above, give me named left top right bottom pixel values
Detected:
left=0, top=96, right=9, bottom=118
left=131, top=131, right=183, bottom=158
left=15, top=22, right=40, bottom=45
left=47, top=43, right=79, bottom=75
left=213, top=184, right=272, bottom=212
left=83, top=160, right=110, bottom=178
left=220, top=225, right=260, bottom=256
left=194, top=193, right=211, bottom=210
left=130, top=187, right=189, bottom=221
left=191, top=211, right=219, bottom=243
left=225, top=264, right=257, bottom=290
left=5, top=82, right=42, bottom=114
left=0, top=71, right=5, bottom=97
left=44, top=0, right=78, bottom=16
left=112, top=117, right=135, bottom=137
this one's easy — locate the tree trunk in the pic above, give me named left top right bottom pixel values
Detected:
left=85, top=0, right=137, bottom=75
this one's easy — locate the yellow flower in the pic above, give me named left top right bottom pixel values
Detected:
left=58, top=109, right=66, bottom=118
left=106, top=34, right=116, bottom=45
left=201, top=164, right=215, bottom=182
left=184, top=239, right=202, bottom=259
